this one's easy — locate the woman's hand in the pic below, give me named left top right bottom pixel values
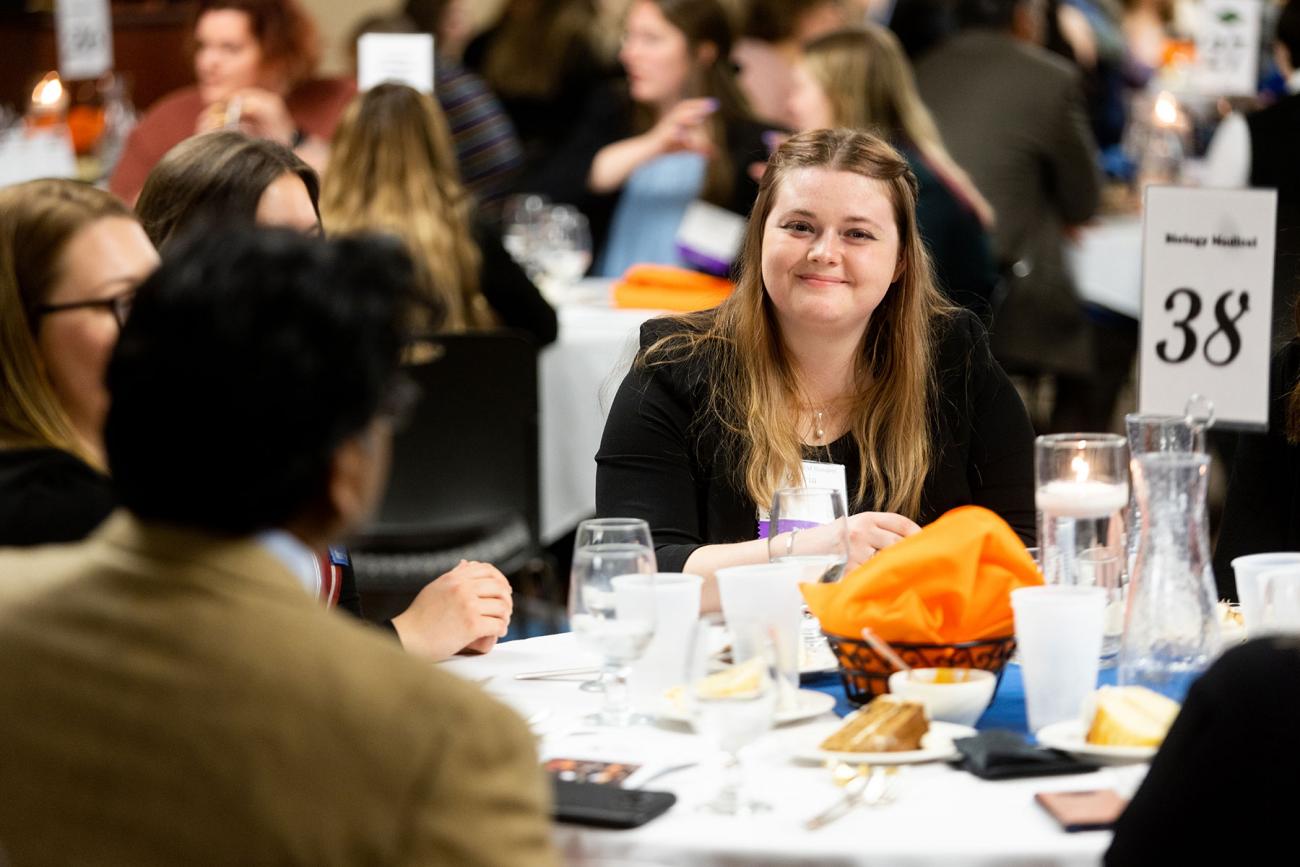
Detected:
left=391, top=560, right=513, bottom=660
left=647, top=97, right=717, bottom=157
left=588, top=97, right=717, bottom=194
left=845, top=512, right=922, bottom=568
left=195, top=87, right=297, bottom=147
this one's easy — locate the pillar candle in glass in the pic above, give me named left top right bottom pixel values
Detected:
left=1035, top=434, right=1129, bottom=664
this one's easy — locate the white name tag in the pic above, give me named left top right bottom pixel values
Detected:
left=56, top=0, right=113, bottom=80
left=756, top=460, right=849, bottom=524
left=675, top=200, right=746, bottom=276
left=800, top=460, right=848, bottom=503
left=357, top=33, right=435, bottom=94
left=1138, top=185, right=1275, bottom=429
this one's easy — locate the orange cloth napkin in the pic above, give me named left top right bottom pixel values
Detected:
left=802, top=506, right=1042, bottom=644
left=612, top=264, right=732, bottom=312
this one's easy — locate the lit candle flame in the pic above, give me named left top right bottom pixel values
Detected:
left=31, top=72, right=63, bottom=108
left=1071, top=454, right=1090, bottom=483
left=1154, top=91, right=1178, bottom=127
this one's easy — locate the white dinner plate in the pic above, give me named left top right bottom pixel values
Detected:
left=658, top=688, right=837, bottom=726
left=1035, top=720, right=1157, bottom=765
left=789, top=717, right=978, bottom=765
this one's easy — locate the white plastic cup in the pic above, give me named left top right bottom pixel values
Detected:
left=1258, top=566, right=1300, bottom=635
left=614, top=573, right=703, bottom=711
left=1011, top=586, right=1106, bottom=733
left=1232, top=553, right=1300, bottom=636
left=715, top=563, right=804, bottom=703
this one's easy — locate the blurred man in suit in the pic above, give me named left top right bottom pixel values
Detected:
left=916, top=0, right=1102, bottom=430
left=0, top=228, right=558, bottom=866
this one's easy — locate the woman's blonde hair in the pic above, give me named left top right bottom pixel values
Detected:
left=0, top=180, right=135, bottom=466
left=320, top=83, right=487, bottom=332
left=644, top=128, right=949, bottom=517
left=801, top=25, right=996, bottom=228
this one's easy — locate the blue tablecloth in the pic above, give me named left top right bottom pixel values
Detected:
left=808, top=663, right=1121, bottom=736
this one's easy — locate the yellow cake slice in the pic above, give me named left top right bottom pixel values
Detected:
left=1086, top=686, right=1181, bottom=747
left=820, top=695, right=929, bottom=752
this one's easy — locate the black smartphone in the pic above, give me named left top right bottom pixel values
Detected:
left=551, top=779, right=677, bottom=829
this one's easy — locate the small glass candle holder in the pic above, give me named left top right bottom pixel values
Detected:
left=1035, top=434, right=1129, bottom=665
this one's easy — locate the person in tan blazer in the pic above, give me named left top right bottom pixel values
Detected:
left=0, top=228, right=558, bottom=867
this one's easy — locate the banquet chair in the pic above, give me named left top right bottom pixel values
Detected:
left=348, top=329, right=561, bottom=631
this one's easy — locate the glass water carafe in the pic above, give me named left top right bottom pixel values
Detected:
left=1118, top=452, right=1219, bottom=703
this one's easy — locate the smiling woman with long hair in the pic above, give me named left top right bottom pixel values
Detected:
left=595, top=129, right=1034, bottom=610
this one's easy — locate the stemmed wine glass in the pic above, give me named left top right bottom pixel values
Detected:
left=682, top=619, right=778, bottom=814
left=569, top=518, right=657, bottom=725
left=534, top=205, right=593, bottom=295
left=767, top=487, right=849, bottom=660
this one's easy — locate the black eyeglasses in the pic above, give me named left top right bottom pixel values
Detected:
left=33, top=290, right=135, bottom=330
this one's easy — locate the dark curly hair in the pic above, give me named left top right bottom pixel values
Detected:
left=106, top=228, right=417, bottom=535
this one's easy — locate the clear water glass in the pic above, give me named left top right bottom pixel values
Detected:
left=682, top=620, right=777, bottom=815
left=570, top=518, right=657, bottom=718
left=767, top=487, right=848, bottom=664
left=501, top=193, right=550, bottom=276
left=534, top=205, right=593, bottom=293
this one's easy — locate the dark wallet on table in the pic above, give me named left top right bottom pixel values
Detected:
left=551, top=779, right=677, bottom=829
left=951, top=729, right=1100, bottom=780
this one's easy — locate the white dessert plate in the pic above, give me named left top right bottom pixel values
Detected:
left=1035, top=720, right=1157, bottom=765
left=658, top=689, right=836, bottom=726
left=789, top=717, right=977, bottom=765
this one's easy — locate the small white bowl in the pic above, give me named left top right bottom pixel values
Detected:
left=887, top=668, right=997, bottom=727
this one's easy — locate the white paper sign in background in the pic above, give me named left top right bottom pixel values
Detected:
left=0, top=127, right=78, bottom=188
left=56, top=0, right=114, bottom=80
left=1193, top=0, right=1260, bottom=96
left=1139, top=186, right=1275, bottom=429
left=357, top=33, right=435, bottom=94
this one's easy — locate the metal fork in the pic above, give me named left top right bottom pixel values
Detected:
left=804, top=765, right=899, bottom=830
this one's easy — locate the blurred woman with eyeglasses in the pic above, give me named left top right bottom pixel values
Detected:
left=0, top=180, right=159, bottom=546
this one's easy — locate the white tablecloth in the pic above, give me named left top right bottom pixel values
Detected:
left=539, top=283, right=658, bottom=542
left=442, top=634, right=1140, bottom=866
left=1067, top=216, right=1144, bottom=320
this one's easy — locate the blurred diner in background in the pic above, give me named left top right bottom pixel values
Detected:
left=2, top=0, right=1300, bottom=861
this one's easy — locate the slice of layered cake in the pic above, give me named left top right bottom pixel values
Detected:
left=1086, top=686, right=1181, bottom=747
left=820, top=695, right=929, bottom=752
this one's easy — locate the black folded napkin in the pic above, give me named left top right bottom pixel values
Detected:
left=951, top=729, right=1099, bottom=780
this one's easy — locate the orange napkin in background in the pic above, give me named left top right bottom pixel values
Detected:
left=612, top=264, right=732, bottom=312
left=802, top=506, right=1042, bottom=644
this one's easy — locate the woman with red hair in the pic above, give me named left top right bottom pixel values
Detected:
left=109, top=0, right=352, bottom=203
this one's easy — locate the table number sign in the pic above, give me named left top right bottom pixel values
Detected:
left=357, top=33, right=435, bottom=94
left=1139, top=186, right=1275, bottom=429
left=1193, top=0, right=1261, bottom=96
left=56, top=0, right=114, bottom=81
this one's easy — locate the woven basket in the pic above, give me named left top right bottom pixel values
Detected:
left=824, top=632, right=1017, bottom=706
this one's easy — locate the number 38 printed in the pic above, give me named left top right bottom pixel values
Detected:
left=1156, top=288, right=1250, bottom=367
